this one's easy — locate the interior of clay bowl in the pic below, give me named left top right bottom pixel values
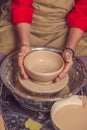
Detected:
left=24, top=50, right=64, bottom=84
left=51, top=95, right=87, bottom=130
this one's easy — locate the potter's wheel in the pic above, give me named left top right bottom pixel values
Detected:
left=0, top=47, right=87, bottom=112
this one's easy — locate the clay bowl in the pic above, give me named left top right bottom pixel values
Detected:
left=51, top=95, right=87, bottom=130
left=24, top=50, right=64, bottom=84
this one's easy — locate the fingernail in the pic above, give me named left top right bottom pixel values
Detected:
left=24, top=75, right=28, bottom=79
left=55, top=77, right=60, bottom=82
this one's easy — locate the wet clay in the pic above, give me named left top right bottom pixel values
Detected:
left=18, top=74, right=69, bottom=94
left=53, top=105, right=87, bottom=130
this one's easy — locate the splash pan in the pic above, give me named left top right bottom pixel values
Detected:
left=0, top=47, right=87, bottom=112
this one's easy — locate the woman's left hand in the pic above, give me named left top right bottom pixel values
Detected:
left=55, top=49, right=73, bottom=81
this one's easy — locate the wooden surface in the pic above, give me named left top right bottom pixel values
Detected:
left=0, top=114, right=6, bottom=130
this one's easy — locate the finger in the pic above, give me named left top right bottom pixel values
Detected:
left=55, top=62, right=72, bottom=82
left=20, top=65, right=28, bottom=79
left=18, top=54, right=28, bottom=79
left=59, top=63, right=71, bottom=78
left=55, top=76, right=61, bottom=82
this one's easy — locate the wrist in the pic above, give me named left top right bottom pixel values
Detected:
left=20, top=42, right=31, bottom=52
left=21, top=41, right=30, bottom=47
left=64, top=48, right=75, bottom=57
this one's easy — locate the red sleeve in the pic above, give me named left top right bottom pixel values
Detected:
left=11, top=0, right=34, bottom=24
left=67, top=0, right=87, bottom=32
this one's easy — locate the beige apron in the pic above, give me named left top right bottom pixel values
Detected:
left=0, top=0, right=87, bottom=55
left=0, top=0, right=19, bottom=54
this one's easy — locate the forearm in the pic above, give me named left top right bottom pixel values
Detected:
left=59, top=28, right=84, bottom=80
left=66, top=28, right=84, bottom=52
left=66, top=0, right=87, bottom=53
left=16, top=23, right=31, bottom=47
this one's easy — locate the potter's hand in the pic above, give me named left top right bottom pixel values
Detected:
left=56, top=48, right=74, bottom=81
left=18, top=45, right=31, bottom=79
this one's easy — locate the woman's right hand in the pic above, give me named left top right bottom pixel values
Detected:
left=18, top=45, right=31, bottom=79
